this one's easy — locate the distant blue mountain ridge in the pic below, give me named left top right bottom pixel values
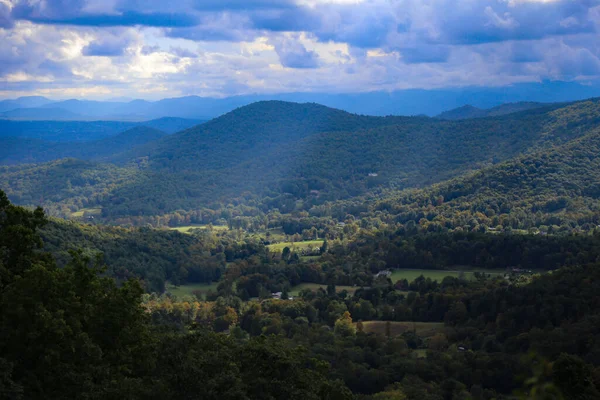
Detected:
left=1, top=80, right=599, bottom=120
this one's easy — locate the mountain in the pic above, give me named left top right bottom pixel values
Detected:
left=0, top=117, right=201, bottom=143
left=0, top=126, right=168, bottom=165
left=2, top=80, right=599, bottom=121
left=140, top=117, right=204, bottom=133
left=436, top=101, right=549, bottom=120
left=2, top=98, right=600, bottom=223
left=0, top=107, right=84, bottom=120
left=0, top=96, right=54, bottom=112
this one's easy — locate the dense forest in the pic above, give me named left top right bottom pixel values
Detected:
left=2, top=99, right=600, bottom=228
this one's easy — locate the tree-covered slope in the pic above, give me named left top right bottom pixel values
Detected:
left=437, top=101, right=550, bottom=120
left=342, top=122, right=600, bottom=233
left=0, top=159, right=140, bottom=216
left=100, top=99, right=600, bottom=217
left=2, top=99, right=600, bottom=221
left=0, top=126, right=168, bottom=165
left=0, top=117, right=200, bottom=143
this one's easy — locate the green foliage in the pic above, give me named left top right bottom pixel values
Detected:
left=0, top=127, right=167, bottom=165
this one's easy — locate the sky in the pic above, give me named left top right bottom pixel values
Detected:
left=0, top=0, right=599, bottom=100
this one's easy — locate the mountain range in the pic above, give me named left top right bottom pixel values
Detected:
left=1, top=97, right=600, bottom=230
left=0, top=117, right=203, bottom=143
left=2, top=81, right=600, bottom=120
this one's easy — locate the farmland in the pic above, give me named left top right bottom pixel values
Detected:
left=266, top=240, right=323, bottom=253
left=168, top=224, right=228, bottom=234
left=70, top=207, right=102, bottom=218
left=165, top=282, right=219, bottom=299
left=289, top=283, right=360, bottom=296
left=390, top=269, right=504, bottom=283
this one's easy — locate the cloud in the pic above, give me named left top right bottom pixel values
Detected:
left=271, top=35, right=320, bottom=68
left=191, top=0, right=297, bottom=11
left=82, top=33, right=133, bottom=56
left=0, top=0, right=14, bottom=28
left=401, top=46, right=450, bottom=64
left=1, top=0, right=600, bottom=99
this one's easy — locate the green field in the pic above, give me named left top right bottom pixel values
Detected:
left=169, top=225, right=228, bottom=234
left=267, top=240, right=323, bottom=253
left=390, top=269, right=504, bottom=283
left=289, top=283, right=360, bottom=296
left=359, top=321, right=444, bottom=338
left=70, top=207, right=102, bottom=218
left=166, top=282, right=219, bottom=299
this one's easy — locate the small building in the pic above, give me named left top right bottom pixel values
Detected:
left=368, top=173, right=379, bottom=177
left=375, top=270, right=392, bottom=278
left=271, top=292, right=282, bottom=299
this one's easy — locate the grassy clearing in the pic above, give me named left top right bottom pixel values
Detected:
left=70, top=207, right=102, bottom=218
left=267, top=240, right=323, bottom=253
left=289, top=283, right=360, bottom=296
left=358, top=321, right=445, bottom=338
left=166, top=282, right=219, bottom=299
left=169, top=225, right=228, bottom=234
left=390, top=269, right=503, bottom=283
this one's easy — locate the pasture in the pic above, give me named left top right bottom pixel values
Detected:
left=166, top=282, right=219, bottom=299
left=289, top=283, right=360, bottom=296
left=267, top=240, right=323, bottom=253
left=169, top=224, right=228, bottom=234
left=390, top=269, right=503, bottom=283
left=70, top=207, right=102, bottom=218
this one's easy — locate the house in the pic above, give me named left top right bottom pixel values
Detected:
left=337, top=222, right=346, bottom=227
left=368, top=172, right=378, bottom=177
left=310, top=190, right=320, bottom=195
left=271, top=292, right=282, bottom=299
left=375, top=270, right=392, bottom=278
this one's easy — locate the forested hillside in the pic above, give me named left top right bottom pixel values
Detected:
left=0, top=117, right=201, bottom=142
left=436, top=101, right=551, bottom=120
left=0, top=127, right=168, bottom=165
left=3, top=99, right=600, bottom=223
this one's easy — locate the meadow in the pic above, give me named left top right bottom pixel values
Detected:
left=70, top=207, right=102, bottom=218
left=165, top=282, right=220, bottom=299
left=390, top=269, right=504, bottom=283
left=267, top=240, right=323, bottom=253
left=168, top=224, right=228, bottom=234
left=289, top=283, right=359, bottom=296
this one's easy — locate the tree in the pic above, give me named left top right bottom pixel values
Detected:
left=553, top=354, right=599, bottom=400
left=282, top=246, right=291, bottom=261
left=334, top=311, right=356, bottom=337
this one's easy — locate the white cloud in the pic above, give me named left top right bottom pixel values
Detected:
left=0, top=0, right=599, bottom=99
